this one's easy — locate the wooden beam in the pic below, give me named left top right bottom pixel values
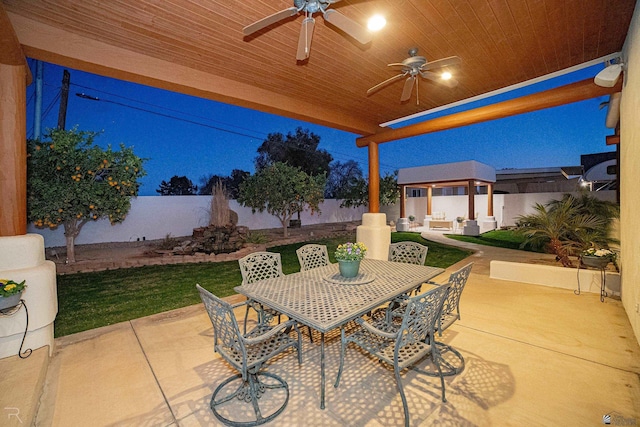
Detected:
left=8, top=13, right=379, bottom=136
left=357, top=78, right=623, bottom=147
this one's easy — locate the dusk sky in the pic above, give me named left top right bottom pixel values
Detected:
left=26, top=59, right=615, bottom=196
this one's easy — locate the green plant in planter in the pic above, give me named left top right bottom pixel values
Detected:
left=335, top=242, right=367, bottom=261
left=408, top=215, right=415, bottom=222
left=516, top=194, right=619, bottom=268
left=0, top=279, right=26, bottom=297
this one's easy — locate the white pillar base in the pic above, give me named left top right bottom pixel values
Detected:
left=0, top=234, right=57, bottom=359
left=396, top=217, right=410, bottom=232
left=462, top=220, right=480, bottom=236
left=481, top=216, right=498, bottom=233
left=357, top=213, right=391, bottom=261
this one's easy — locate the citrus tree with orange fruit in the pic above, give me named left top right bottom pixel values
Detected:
left=27, top=127, right=146, bottom=263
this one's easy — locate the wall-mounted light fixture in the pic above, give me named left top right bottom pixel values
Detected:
left=594, top=61, right=624, bottom=87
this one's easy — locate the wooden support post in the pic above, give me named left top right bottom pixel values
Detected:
left=468, top=180, right=475, bottom=221
left=368, top=142, right=380, bottom=213
left=487, top=183, right=494, bottom=216
left=399, top=185, right=405, bottom=218
left=427, top=186, right=433, bottom=216
left=0, top=64, right=28, bottom=236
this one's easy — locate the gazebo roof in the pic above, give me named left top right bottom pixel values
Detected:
left=398, top=160, right=496, bottom=187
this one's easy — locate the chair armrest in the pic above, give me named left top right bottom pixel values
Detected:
left=231, top=300, right=250, bottom=309
left=243, top=319, right=298, bottom=345
left=355, top=317, right=398, bottom=340
left=426, top=280, right=449, bottom=287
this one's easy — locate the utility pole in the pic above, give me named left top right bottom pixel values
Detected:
left=34, top=61, right=43, bottom=140
left=57, top=69, right=70, bottom=129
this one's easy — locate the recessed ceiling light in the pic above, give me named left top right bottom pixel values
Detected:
left=441, top=71, right=452, bottom=80
left=367, top=14, right=386, bottom=31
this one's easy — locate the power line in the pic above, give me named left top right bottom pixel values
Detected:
left=68, top=83, right=400, bottom=170
left=71, top=82, right=268, bottom=138
left=75, top=92, right=266, bottom=140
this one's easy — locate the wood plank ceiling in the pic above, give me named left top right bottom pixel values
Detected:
left=3, top=0, right=636, bottom=137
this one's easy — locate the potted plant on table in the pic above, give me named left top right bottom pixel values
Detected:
left=0, top=279, right=26, bottom=311
left=581, top=247, right=617, bottom=269
left=335, top=242, right=367, bottom=278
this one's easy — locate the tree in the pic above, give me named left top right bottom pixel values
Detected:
left=27, top=128, right=146, bottom=263
left=339, top=170, right=401, bottom=208
left=325, top=160, right=363, bottom=199
left=237, top=162, right=326, bottom=237
left=198, top=169, right=249, bottom=198
left=255, top=127, right=333, bottom=177
left=156, top=175, right=198, bottom=195
left=515, top=194, right=618, bottom=267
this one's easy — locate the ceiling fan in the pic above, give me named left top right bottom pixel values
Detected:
left=367, top=48, right=461, bottom=104
left=243, top=0, right=372, bottom=61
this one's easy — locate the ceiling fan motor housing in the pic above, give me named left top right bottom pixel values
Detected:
left=295, top=0, right=329, bottom=13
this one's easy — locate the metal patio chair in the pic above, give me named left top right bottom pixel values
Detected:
left=431, top=262, right=473, bottom=335
left=238, top=251, right=284, bottom=285
left=334, top=285, right=451, bottom=427
left=239, top=251, right=314, bottom=341
left=296, top=244, right=330, bottom=271
left=385, top=241, right=429, bottom=319
left=197, top=284, right=302, bottom=426
left=388, top=241, right=428, bottom=266
left=238, top=251, right=284, bottom=332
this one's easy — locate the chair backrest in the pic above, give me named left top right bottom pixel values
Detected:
left=442, top=263, right=473, bottom=316
left=238, top=251, right=283, bottom=284
left=388, top=241, right=428, bottom=265
left=196, top=284, right=245, bottom=358
left=296, top=244, right=330, bottom=271
left=397, top=284, right=450, bottom=349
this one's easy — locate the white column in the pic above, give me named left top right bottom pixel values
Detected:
left=356, top=213, right=391, bottom=260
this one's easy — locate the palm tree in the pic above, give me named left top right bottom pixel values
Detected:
left=516, top=194, right=616, bottom=267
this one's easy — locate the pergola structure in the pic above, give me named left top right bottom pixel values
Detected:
left=398, top=160, right=496, bottom=220
left=1, top=1, right=640, bottom=344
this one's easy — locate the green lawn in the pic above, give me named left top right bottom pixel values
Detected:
left=445, top=229, right=544, bottom=252
left=55, top=233, right=472, bottom=337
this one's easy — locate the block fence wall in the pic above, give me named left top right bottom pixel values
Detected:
left=28, top=191, right=616, bottom=248
left=28, top=196, right=367, bottom=248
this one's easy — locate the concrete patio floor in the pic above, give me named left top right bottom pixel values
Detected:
left=5, top=231, right=640, bottom=426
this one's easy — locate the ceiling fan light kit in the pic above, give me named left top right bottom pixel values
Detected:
left=243, top=0, right=372, bottom=62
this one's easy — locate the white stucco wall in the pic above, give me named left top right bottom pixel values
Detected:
left=621, top=0, right=640, bottom=344
left=27, top=197, right=367, bottom=248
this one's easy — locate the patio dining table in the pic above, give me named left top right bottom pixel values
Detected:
left=234, top=258, right=444, bottom=409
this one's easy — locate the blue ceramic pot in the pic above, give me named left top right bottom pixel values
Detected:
left=338, top=260, right=361, bottom=278
left=0, top=293, right=22, bottom=310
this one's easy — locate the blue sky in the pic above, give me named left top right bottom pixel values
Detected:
left=26, top=60, right=615, bottom=196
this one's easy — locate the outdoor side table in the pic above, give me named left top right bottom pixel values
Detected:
left=0, top=300, right=33, bottom=359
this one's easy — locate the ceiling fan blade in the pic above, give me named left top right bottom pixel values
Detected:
left=243, top=7, right=299, bottom=36
left=296, top=17, right=315, bottom=61
left=401, top=76, right=416, bottom=102
left=421, top=56, right=462, bottom=71
left=367, top=74, right=407, bottom=95
left=323, top=9, right=371, bottom=45
left=421, top=71, right=459, bottom=88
